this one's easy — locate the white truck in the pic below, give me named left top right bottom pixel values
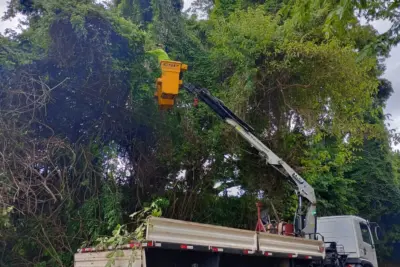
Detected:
left=74, top=62, right=381, bottom=267
left=74, top=215, right=379, bottom=267
left=75, top=216, right=325, bottom=267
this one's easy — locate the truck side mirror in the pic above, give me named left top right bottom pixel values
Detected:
left=374, top=225, right=383, bottom=242
left=369, top=222, right=383, bottom=243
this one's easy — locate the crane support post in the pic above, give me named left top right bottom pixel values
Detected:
left=154, top=60, right=188, bottom=109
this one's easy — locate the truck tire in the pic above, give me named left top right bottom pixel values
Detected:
left=278, top=259, right=290, bottom=267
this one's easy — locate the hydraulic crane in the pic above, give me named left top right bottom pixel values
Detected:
left=75, top=60, right=381, bottom=267
left=154, top=60, right=317, bottom=238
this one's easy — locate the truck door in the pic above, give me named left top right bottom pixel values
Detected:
left=357, top=221, right=378, bottom=267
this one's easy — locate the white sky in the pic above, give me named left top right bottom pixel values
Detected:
left=184, top=0, right=195, bottom=9
left=368, top=21, right=400, bottom=110
left=0, top=0, right=19, bottom=33
left=367, top=20, right=400, bottom=148
left=1, top=0, right=400, bottom=142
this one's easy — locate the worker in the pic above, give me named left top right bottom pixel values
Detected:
left=146, top=44, right=170, bottom=62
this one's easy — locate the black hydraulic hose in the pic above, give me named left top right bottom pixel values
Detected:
left=183, top=84, right=254, bottom=133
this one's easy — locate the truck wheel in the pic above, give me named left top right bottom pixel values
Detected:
left=278, top=259, right=290, bottom=267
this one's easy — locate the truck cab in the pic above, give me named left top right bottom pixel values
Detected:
left=317, top=216, right=378, bottom=267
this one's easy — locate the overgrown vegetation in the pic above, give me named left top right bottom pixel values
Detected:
left=2, top=0, right=400, bottom=266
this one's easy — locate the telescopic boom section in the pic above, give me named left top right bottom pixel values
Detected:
left=155, top=61, right=317, bottom=238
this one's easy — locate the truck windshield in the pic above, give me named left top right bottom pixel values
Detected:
left=360, top=223, right=372, bottom=245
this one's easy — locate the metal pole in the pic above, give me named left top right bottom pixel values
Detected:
left=255, top=202, right=266, bottom=232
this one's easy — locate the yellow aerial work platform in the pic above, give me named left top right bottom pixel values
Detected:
left=154, top=60, right=187, bottom=109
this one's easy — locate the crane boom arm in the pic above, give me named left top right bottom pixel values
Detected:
left=184, top=84, right=317, bottom=237
left=153, top=60, right=316, bottom=236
